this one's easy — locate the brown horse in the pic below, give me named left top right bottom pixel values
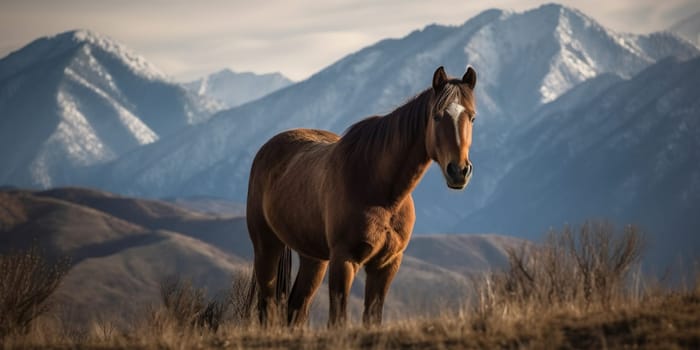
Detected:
left=246, top=66, right=477, bottom=327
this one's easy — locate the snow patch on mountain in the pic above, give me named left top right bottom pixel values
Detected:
left=63, top=68, right=158, bottom=145
left=30, top=91, right=111, bottom=186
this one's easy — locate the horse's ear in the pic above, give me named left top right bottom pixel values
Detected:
left=462, top=66, right=477, bottom=90
left=432, top=66, right=448, bottom=92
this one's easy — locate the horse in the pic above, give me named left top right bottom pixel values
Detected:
left=246, top=66, right=477, bottom=327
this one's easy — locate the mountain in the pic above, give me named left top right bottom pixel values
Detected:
left=183, top=69, right=293, bottom=109
left=0, top=187, right=521, bottom=323
left=0, top=30, right=216, bottom=189
left=92, top=4, right=698, bottom=235
left=670, top=11, right=700, bottom=47
left=454, top=56, right=700, bottom=266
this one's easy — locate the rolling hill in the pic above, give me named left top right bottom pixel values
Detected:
left=0, top=187, right=521, bottom=324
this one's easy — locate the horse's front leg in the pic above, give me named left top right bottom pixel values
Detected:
left=363, top=254, right=403, bottom=326
left=328, top=253, right=359, bottom=327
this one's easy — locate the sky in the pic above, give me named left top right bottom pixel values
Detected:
left=1, top=0, right=698, bottom=82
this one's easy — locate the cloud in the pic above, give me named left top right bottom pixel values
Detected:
left=1, top=0, right=698, bottom=81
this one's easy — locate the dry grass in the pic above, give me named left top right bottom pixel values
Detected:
left=2, top=221, right=699, bottom=349
left=157, top=271, right=255, bottom=332
left=0, top=244, right=69, bottom=339
left=472, top=221, right=645, bottom=321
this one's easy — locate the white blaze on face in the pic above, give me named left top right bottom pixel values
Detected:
left=446, top=101, right=466, bottom=146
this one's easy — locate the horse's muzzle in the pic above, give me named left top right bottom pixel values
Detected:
left=445, top=161, right=472, bottom=190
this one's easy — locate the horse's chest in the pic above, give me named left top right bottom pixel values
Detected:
left=334, top=206, right=413, bottom=266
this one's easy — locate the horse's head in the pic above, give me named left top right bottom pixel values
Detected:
left=426, top=66, right=477, bottom=190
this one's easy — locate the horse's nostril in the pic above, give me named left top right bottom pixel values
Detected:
left=463, top=163, right=472, bottom=177
left=446, top=162, right=458, bottom=178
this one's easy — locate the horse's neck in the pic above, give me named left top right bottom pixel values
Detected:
left=343, top=91, right=433, bottom=207
left=383, top=133, right=431, bottom=206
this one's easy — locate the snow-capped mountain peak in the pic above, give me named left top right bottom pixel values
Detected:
left=0, top=29, right=166, bottom=83
left=464, top=3, right=697, bottom=108
left=61, top=29, right=166, bottom=81
left=0, top=29, right=213, bottom=188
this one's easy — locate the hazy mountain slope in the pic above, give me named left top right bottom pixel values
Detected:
left=0, top=30, right=214, bottom=188
left=94, top=4, right=698, bottom=234
left=184, top=69, right=293, bottom=109
left=405, top=234, right=524, bottom=276
left=670, top=11, right=700, bottom=47
left=164, top=196, right=246, bottom=217
left=455, top=56, right=700, bottom=265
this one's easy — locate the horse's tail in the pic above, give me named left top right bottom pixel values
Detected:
left=244, top=246, right=292, bottom=320
left=276, top=246, right=292, bottom=301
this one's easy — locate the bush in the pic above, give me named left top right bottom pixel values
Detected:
left=159, top=276, right=229, bottom=331
left=0, top=245, right=70, bottom=338
left=227, top=269, right=255, bottom=324
left=474, top=221, right=645, bottom=318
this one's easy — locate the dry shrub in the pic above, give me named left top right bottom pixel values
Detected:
left=157, top=270, right=257, bottom=333
left=0, top=244, right=70, bottom=338
left=474, top=221, right=644, bottom=319
left=158, top=275, right=230, bottom=331
left=227, top=268, right=255, bottom=324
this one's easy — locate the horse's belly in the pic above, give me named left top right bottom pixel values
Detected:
left=281, top=228, right=330, bottom=260
left=269, top=217, right=330, bottom=260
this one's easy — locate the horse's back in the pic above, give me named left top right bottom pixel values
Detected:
left=249, top=128, right=339, bottom=180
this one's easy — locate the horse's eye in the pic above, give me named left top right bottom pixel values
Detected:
left=433, top=115, right=441, bottom=122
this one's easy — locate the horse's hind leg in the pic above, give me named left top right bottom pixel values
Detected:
left=248, top=217, right=285, bottom=326
left=363, top=254, right=403, bottom=326
left=288, top=255, right=328, bottom=327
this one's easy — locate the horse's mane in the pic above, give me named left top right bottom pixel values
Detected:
left=338, top=82, right=467, bottom=169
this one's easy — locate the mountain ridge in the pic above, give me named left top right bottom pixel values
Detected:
left=89, top=4, right=697, bottom=234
